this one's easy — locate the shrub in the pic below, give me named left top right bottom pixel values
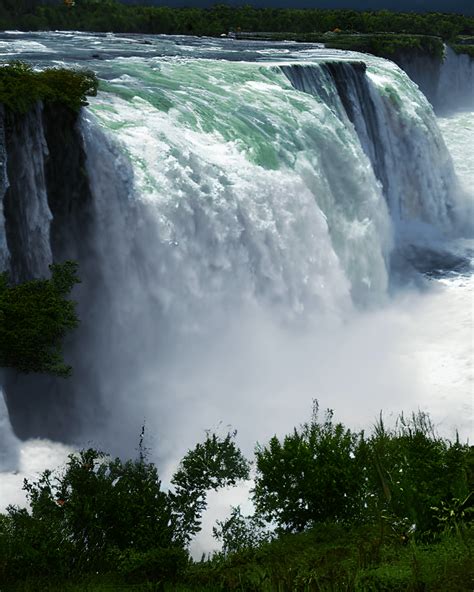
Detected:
left=0, top=62, right=98, bottom=114
left=117, top=548, right=189, bottom=584
left=0, top=261, right=80, bottom=377
left=370, top=413, right=472, bottom=538
left=253, top=404, right=369, bottom=532
left=0, top=431, right=249, bottom=583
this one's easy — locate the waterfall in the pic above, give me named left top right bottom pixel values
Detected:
left=436, top=46, right=474, bottom=114
left=0, top=388, right=19, bottom=472
left=283, top=61, right=462, bottom=236
left=0, top=50, right=471, bottom=452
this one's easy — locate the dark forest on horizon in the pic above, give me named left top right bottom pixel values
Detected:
left=1, top=1, right=474, bottom=39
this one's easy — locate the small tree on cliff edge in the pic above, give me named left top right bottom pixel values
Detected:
left=0, top=261, right=80, bottom=377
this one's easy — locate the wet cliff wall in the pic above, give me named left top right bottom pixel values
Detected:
left=0, top=102, right=97, bottom=440
left=396, top=46, right=474, bottom=113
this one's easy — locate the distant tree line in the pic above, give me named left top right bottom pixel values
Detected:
left=0, top=1, right=473, bottom=40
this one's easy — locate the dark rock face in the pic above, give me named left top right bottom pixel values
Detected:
left=1, top=102, right=98, bottom=441
left=3, top=105, right=51, bottom=282
left=395, top=47, right=474, bottom=114
left=43, top=103, right=96, bottom=266
left=394, top=51, right=443, bottom=110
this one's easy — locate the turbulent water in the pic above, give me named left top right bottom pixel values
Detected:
left=0, top=33, right=472, bottom=551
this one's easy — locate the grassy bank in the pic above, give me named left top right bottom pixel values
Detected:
left=6, top=527, right=474, bottom=591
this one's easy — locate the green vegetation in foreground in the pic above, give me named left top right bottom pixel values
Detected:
left=0, top=261, right=80, bottom=376
left=0, top=1, right=473, bottom=40
left=1, top=407, right=472, bottom=591
left=0, top=62, right=98, bottom=114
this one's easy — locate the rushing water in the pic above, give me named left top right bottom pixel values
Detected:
left=0, top=33, right=472, bottom=552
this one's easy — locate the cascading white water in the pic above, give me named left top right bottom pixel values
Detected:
left=365, top=62, right=463, bottom=235
left=0, top=388, right=19, bottom=472
left=0, top=35, right=472, bottom=518
left=436, top=46, right=474, bottom=114
left=395, top=45, right=474, bottom=116
left=282, top=61, right=463, bottom=237
left=62, top=55, right=469, bottom=457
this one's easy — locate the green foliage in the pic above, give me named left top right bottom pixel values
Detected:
left=0, top=430, right=249, bottom=586
left=0, top=261, right=80, bottom=377
left=189, top=524, right=474, bottom=592
left=1, top=448, right=176, bottom=580
left=253, top=404, right=369, bottom=532
left=0, top=62, right=98, bottom=114
left=0, top=411, right=471, bottom=590
left=171, top=431, right=250, bottom=545
left=253, top=408, right=472, bottom=541
left=213, top=506, right=273, bottom=555
left=116, top=548, right=188, bottom=584
left=370, top=413, right=472, bottom=538
left=452, top=44, right=474, bottom=58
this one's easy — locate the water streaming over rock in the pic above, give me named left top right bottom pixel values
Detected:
left=0, top=388, right=19, bottom=472
left=0, top=34, right=471, bottom=457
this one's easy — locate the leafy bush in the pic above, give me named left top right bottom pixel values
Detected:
left=213, top=506, right=273, bottom=555
left=117, top=548, right=188, bottom=584
left=0, top=62, right=98, bottom=114
left=0, top=409, right=472, bottom=590
left=370, top=413, right=472, bottom=538
left=253, top=405, right=369, bottom=532
left=170, top=430, right=250, bottom=545
left=0, top=261, right=80, bottom=376
left=253, top=408, right=472, bottom=540
left=0, top=430, right=249, bottom=584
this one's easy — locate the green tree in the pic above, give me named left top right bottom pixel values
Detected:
left=170, top=430, right=250, bottom=545
left=253, top=404, right=368, bottom=532
left=0, top=429, right=249, bottom=582
left=0, top=261, right=80, bottom=377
